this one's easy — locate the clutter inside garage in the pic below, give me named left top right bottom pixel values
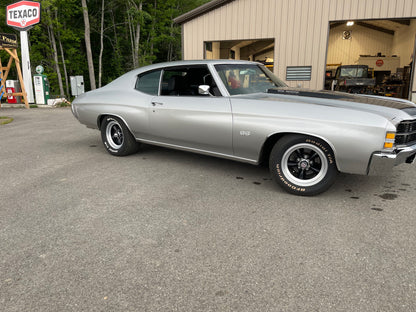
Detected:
left=325, top=19, right=415, bottom=99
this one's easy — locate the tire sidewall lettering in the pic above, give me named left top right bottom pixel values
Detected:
left=275, top=164, right=306, bottom=192
left=305, top=138, right=334, bottom=164
left=104, top=141, right=119, bottom=153
left=270, top=135, right=337, bottom=195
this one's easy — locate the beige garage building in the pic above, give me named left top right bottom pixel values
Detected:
left=174, top=0, right=416, bottom=101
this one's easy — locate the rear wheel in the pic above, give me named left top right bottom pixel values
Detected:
left=101, top=116, right=140, bottom=156
left=269, top=135, right=337, bottom=196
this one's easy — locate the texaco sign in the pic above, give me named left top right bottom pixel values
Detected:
left=6, top=1, right=41, bottom=31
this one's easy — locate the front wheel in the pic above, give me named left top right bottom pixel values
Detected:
left=269, top=135, right=338, bottom=196
left=101, top=116, right=140, bottom=156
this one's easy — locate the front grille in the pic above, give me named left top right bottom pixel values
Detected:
left=396, top=120, right=416, bottom=146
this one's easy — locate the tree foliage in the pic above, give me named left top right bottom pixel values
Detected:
left=0, top=0, right=209, bottom=96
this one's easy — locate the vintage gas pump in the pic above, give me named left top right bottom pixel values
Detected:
left=33, top=65, right=50, bottom=105
left=5, top=80, right=22, bottom=103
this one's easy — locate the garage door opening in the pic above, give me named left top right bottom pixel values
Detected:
left=204, top=39, right=275, bottom=71
left=325, top=18, right=416, bottom=100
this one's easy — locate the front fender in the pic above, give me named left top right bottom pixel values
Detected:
left=231, top=99, right=392, bottom=175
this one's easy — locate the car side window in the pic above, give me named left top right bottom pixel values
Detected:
left=160, top=66, right=221, bottom=96
left=135, top=70, right=161, bottom=95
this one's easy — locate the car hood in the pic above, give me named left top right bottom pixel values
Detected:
left=247, top=88, right=416, bottom=120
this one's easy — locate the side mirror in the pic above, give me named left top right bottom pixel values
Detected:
left=198, top=85, right=211, bottom=95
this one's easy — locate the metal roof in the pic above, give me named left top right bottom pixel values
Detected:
left=173, top=0, right=235, bottom=25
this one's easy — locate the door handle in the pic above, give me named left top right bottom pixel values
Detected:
left=151, top=101, right=163, bottom=106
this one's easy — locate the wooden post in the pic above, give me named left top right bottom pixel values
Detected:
left=0, top=47, right=30, bottom=109
left=0, top=57, right=4, bottom=106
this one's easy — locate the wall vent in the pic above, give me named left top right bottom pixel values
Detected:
left=286, top=66, right=312, bottom=81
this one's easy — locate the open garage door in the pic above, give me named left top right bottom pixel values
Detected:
left=325, top=18, right=416, bottom=100
left=204, top=39, right=274, bottom=71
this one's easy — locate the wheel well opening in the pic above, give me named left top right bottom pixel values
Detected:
left=97, top=115, right=108, bottom=129
left=260, top=133, right=337, bottom=169
left=259, top=133, right=287, bottom=165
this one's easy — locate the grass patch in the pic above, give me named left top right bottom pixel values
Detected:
left=55, top=101, right=71, bottom=108
left=30, top=104, right=38, bottom=108
left=0, top=116, right=14, bottom=125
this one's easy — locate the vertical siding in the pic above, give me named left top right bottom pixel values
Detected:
left=380, top=0, right=389, bottom=18
left=297, top=0, right=309, bottom=87
left=343, top=0, right=351, bottom=19
left=350, top=0, right=359, bottom=18
left=316, top=0, right=331, bottom=89
left=410, top=1, right=412, bottom=16
left=362, top=0, right=372, bottom=19
left=267, top=0, right=276, bottom=39
left=285, top=0, right=295, bottom=66
left=395, top=0, right=405, bottom=16
left=182, top=0, right=416, bottom=90
left=277, top=0, right=288, bottom=81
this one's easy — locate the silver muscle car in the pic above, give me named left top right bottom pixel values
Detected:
left=71, top=60, right=416, bottom=195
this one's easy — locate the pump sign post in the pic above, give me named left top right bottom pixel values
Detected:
left=6, top=1, right=40, bottom=31
left=5, top=1, right=40, bottom=103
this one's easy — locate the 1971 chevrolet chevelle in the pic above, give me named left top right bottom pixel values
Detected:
left=72, top=60, right=416, bottom=195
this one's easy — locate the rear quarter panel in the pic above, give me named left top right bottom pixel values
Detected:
left=73, top=80, right=151, bottom=138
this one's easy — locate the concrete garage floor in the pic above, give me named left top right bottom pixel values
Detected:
left=0, top=108, right=415, bottom=311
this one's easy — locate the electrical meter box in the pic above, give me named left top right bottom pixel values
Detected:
left=70, top=76, right=85, bottom=97
left=6, top=80, right=21, bottom=103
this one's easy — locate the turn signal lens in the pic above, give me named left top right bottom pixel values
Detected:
left=384, top=132, right=396, bottom=149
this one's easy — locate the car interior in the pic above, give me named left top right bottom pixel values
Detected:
left=160, top=66, right=221, bottom=96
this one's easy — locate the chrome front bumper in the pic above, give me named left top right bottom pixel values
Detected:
left=368, top=143, right=416, bottom=175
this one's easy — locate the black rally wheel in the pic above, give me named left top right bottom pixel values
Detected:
left=100, top=116, right=140, bottom=156
left=269, top=135, right=338, bottom=196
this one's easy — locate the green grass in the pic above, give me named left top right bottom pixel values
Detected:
left=30, top=104, right=38, bottom=108
left=0, top=116, right=14, bottom=125
left=55, top=101, right=71, bottom=107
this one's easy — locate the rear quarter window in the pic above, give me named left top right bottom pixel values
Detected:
left=135, top=70, right=161, bottom=95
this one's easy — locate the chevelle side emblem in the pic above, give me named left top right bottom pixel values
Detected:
left=240, top=131, right=251, bottom=136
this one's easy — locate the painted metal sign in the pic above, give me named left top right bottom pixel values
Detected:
left=0, top=33, right=18, bottom=49
left=376, top=59, right=384, bottom=67
left=6, top=1, right=41, bottom=31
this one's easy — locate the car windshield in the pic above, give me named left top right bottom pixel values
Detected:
left=340, top=67, right=368, bottom=78
left=215, top=64, right=286, bottom=95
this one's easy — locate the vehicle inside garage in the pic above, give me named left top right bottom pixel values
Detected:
left=325, top=18, right=416, bottom=99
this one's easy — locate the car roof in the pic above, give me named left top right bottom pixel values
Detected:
left=133, top=59, right=260, bottom=74
left=102, top=60, right=263, bottom=90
